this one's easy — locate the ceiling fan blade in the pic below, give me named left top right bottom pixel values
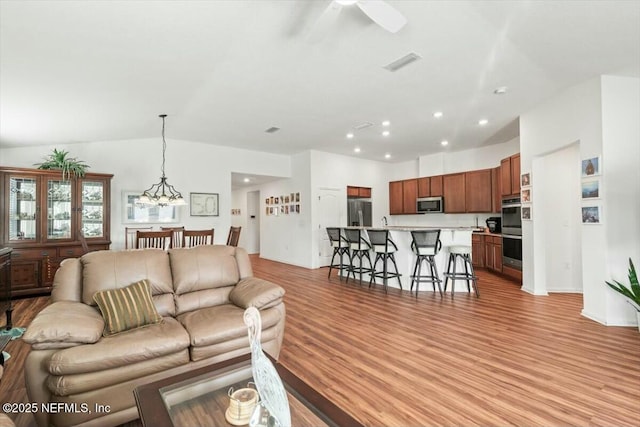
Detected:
left=356, top=0, right=407, bottom=33
left=307, top=1, right=343, bottom=42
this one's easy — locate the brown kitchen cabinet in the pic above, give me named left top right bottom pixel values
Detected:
left=491, top=167, right=501, bottom=213
left=471, top=234, right=485, bottom=268
left=347, top=186, right=371, bottom=198
left=443, top=173, right=466, bottom=213
left=500, top=153, right=521, bottom=197
left=418, top=175, right=443, bottom=198
left=389, top=179, right=417, bottom=215
left=484, top=235, right=502, bottom=273
left=465, top=169, right=492, bottom=213
left=0, top=167, right=112, bottom=296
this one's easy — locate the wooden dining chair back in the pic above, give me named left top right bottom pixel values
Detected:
left=125, top=226, right=153, bottom=249
left=135, top=230, right=172, bottom=250
left=161, top=226, right=185, bottom=248
left=184, top=229, right=215, bottom=247
left=226, top=226, right=241, bottom=247
left=78, top=229, right=90, bottom=255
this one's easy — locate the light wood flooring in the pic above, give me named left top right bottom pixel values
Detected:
left=1, top=255, right=639, bottom=426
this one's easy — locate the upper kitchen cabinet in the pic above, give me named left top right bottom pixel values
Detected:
left=0, top=167, right=112, bottom=296
left=500, top=153, right=521, bottom=197
left=465, top=169, right=492, bottom=213
left=389, top=179, right=418, bottom=215
left=417, top=175, right=443, bottom=198
left=443, top=173, right=466, bottom=213
left=347, top=186, right=371, bottom=198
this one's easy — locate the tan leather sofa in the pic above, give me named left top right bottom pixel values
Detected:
left=23, top=245, right=286, bottom=427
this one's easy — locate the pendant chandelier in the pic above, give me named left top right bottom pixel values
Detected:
left=138, top=114, right=186, bottom=207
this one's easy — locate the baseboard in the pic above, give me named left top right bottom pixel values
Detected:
left=581, top=310, right=608, bottom=325
left=547, top=288, right=583, bottom=293
left=520, top=285, right=548, bottom=296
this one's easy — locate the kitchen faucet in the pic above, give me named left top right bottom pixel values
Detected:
left=381, top=216, right=388, bottom=227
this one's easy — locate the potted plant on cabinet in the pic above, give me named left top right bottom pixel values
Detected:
left=35, top=148, right=89, bottom=180
left=606, top=258, right=640, bottom=331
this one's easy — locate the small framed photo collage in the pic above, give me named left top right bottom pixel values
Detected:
left=581, top=155, right=602, bottom=224
left=265, top=192, right=300, bottom=216
left=521, top=172, right=531, bottom=221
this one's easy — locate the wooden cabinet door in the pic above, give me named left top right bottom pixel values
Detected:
left=491, top=167, right=501, bottom=213
left=493, top=243, right=503, bottom=272
left=472, top=234, right=484, bottom=268
left=417, top=177, right=430, bottom=198
left=402, top=179, right=418, bottom=214
left=500, top=157, right=512, bottom=196
left=347, top=186, right=359, bottom=197
left=10, top=260, right=39, bottom=293
left=389, top=181, right=404, bottom=215
left=443, top=173, right=466, bottom=213
left=485, top=242, right=494, bottom=270
left=359, top=187, right=371, bottom=198
left=430, top=175, right=443, bottom=196
left=465, top=169, right=492, bottom=213
left=511, top=153, right=521, bottom=196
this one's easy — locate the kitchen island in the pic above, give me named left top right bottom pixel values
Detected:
left=343, top=226, right=479, bottom=293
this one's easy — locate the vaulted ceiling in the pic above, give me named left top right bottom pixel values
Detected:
left=1, top=1, right=639, bottom=162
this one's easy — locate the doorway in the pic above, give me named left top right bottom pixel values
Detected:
left=245, top=190, right=260, bottom=254
left=317, top=188, right=342, bottom=267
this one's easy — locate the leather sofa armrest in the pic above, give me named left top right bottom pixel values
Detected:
left=23, top=301, right=104, bottom=348
left=229, top=278, right=285, bottom=310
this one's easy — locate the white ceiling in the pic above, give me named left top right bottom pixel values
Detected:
left=1, top=0, right=639, bottom=163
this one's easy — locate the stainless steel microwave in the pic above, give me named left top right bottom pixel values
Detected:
left=416, top=196, right=443, bottom=213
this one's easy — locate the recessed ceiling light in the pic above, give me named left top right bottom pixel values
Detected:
left=478, top=119, right=489, bottom=126
left=441, top=140, right=449, bottom=146
left=382, top=120, right=390, bottom=127
left=243, top=178, right=250, bottom=183
left=385, top=153, right=391, bottom=159
left=494, top=86, right=508, bottom=95
left=346, top=132, right=354, bottom=139
left=354, top=147, right=361, bottom=153
left=433, top=111, right=443, bottom=118
left=382, top=130, right=390, bottom=137
left=336, top=0, right=358, bottom=5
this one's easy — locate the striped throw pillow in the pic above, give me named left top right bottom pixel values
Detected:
left=93, top=279, right=162, bottom=336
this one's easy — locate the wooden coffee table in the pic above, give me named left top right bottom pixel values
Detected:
left=134, top=353, right=363, bottom=427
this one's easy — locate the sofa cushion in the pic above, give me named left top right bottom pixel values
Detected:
left=23, top=301, right=104, bottom=346
left=81, top=249, right=175, bottom=317
left=229, top=278, right=285, bottom=309
left=48, top=317, right=190, bottom=375
left=177, top=304, right=282, bottom=348
left=93, top=279, right=163, bottom=336
left=169, top=246, right=240, bottom=295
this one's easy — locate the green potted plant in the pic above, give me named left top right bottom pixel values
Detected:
left=35, top=148, right=89, bottom=180
left=606, top=258, right=640, bottom=331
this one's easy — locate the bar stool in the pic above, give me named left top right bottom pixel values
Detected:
left=367, top=229, right=402, bottom=293
left=443, top=245, right=479, bottom=298
left=326, top=227, right=350, bottom=281
left=410, top=230, right=443, bottom=297
left=344, top=229, right=373, bottom=285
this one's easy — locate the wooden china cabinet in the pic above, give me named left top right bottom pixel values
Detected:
left=0, top=167, right=113, bottom=297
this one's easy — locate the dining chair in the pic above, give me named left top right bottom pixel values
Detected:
left=78, top=229, right=90, bottom=255
left=135, top=230, right=172, bottom=250
left=226, top=226, right=241, bottom=247
left=125, top=226, right=153, bottom=249
left=161, top=226, right=185, bottom=248
left=184, top=229, right=215, bottom=247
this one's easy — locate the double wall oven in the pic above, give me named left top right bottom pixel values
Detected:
left=501, top=197, right=522, bottom=270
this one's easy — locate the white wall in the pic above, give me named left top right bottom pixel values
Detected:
left=0, top=138, right=291, bottom=249
left=231, top=186, right=261, bottom=253
left=520, top=75, right=640, bottom=325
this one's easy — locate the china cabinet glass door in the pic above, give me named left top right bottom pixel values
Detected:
left=46, top=179, right=73, bottom=241
left=8, top=176, right=38, bottom=242
left=80, top=180, right=105, bottom=238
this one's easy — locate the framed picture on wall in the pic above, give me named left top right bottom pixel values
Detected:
left=521, top=206, right=532, bottom=220
left=122, top=191, right=179, bottom=223
left=581, top=156, right=601, bottom=177
left=581, top=205, right=601, bottom=224
left=521, top=188, right=531, bottom=203
left=190, top=193, right=219, bottom=217
left=521, top=173, right=531, bottom=187
left=581, top=180, right=600, bottom=199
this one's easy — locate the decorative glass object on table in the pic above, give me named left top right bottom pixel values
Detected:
left=8, top=177, right=37, bottom=241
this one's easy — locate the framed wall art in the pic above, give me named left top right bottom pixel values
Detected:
left=581, top=205, right=601, bottom=224
left=581, top=180, right=600, bottom=199
left=581, top=156, right=601, bottom=177
left=122, top=191, right=179, bottom=224
left=190, top=193, right=219, bottom=217
left=521, top=173, right=531, bottom=187
left=521, top=206, right=532, bottom=221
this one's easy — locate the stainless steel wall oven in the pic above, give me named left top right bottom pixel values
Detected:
left=501, top=197, right=522, bottom=270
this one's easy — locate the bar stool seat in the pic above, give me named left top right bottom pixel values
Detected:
left=443, top=244, right=479, bottom=298
left=326, top=227, right=350, bottom=281
left=367, top=229, right=402, bottom=293
left=410, top=230, right=443, bottom=297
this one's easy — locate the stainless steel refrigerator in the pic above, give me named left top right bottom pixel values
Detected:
left=347, top=199, right=372, bottom=227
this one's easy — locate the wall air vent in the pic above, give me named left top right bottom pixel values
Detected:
left=383, top=52, right=421, bottom=72
left=265, top=127, right=281, bottom=133
left=354, top=122, right=373, bottom=130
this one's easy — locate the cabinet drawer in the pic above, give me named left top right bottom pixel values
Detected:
left=487, top=236, right=502, bottom=245
left=12, top=248, right=55, bottom=259
left=58, top=246, right=85, bottom=258
left=472, top=234, right=483, bottom=243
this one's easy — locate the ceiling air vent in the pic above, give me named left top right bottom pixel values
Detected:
left=383, top=52, right=421, bottom=72
left=354, top=122, right=373, bottom=130
left=265, top=127, right=280, bottom=133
